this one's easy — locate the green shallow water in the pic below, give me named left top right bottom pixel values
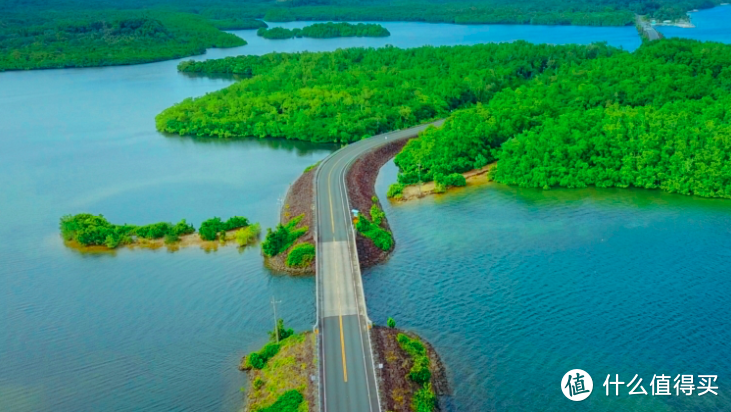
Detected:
left=367, top=161, right=731, bottom=411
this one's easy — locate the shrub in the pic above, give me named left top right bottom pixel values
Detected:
left=135, top=222, right=173, bottom=239
left=356, top=214, right=393, bottom=251
left=412, top=383, right=437, bottom=412
left=200, top=216, right=251, bottom=241
left=268, top=319, right=294, bottom=342
left=397, top=333, right=432, bottom=383
left=434, top=172, right=466, bottom=189
left=387, top=317, right=396, bottom=328
left=172, top=219, right=195, bottom=236
left=387, top=183, right=405, bottom=198
left=235, top=223, right=261, bottom=246
left=257, top=390, right=303, bottom=412
left=409, top=356, right=432, bottom=384
left=370, top=203, right=386, bottom=226
left=199, top=217, right=223, bottom=241
left=262, top=214, right=307, bottom=257
left=224, top=216, right=250, bottom=230
left=286, top=242, right=315, bottom=268
left=60, top=214, right=135, bottom=248
left=246, top=342, right=281, bottom=369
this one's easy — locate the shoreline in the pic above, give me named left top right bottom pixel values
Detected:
left=63, top=229, right=254, bottom=254
left=265, top=166, right=317, bottom=275
left=396, top=163, right=495, bottom=202
left=345, top=139, right=411, bottom=267
left=371, top=326, right=451, bottom=411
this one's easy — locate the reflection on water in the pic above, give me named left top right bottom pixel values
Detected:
left=162, top=132, right=339, bottom=155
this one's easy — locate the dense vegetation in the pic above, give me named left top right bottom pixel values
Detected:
left=397, top=333, right=436, bottom=412
left=256, top=390, right=304, bottom=412
left=2, top=0, right=719, bottom=70
left=0, top=11, right=246, bottom=71
left=257, top=22, right=389, bottom=39
left=396, top=39, right=731, bottom=198
left=356, top=199, right=394, bottom=251
left=198, top=216, right=250, bottom=240
left=285, top=242, right=316, bottom=267
left=60, top=213, right=190, bottom=248
left=60, top=213, right=254, bottom=248
left=260, top=0, right=719, bottom=25
left=159, top=42, right=618, bottom=142
left=261, top=214, right=308, bottom=257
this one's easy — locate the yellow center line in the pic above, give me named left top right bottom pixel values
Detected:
left=339, top=313, right=348, bottom=382
left=324, top=154, right=348, bottom=382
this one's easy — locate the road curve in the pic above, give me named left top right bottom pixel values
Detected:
left=314, top=120, right=443, bottom=412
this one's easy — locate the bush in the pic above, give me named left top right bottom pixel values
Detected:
left=409, top=356, right=432, bottom=384
left=268, top=319, right=294, bottom=342
left=370, top=203, right=386, bottom=226
left=172, top=219, right=195, bottom=236
left=246, top=342, right=281, bottom=369
left=387, top=183, right=405, bottom=198
left=286, top=242, right=315, bottom=268
left=434, top=172, right=466, bottom=189
left=135, top=222, right=173, bottom=239
left=257, top=390, right=304, bottom=412
left=60, top=214, right=135, bottom=248
left=199, top=217, right=223, bottom=241
left=262, top=214, right=307, bottom=257
left=200, top=216, right=251, bottom=241
left=413, top=383, right=437, bottom=412
left=387, top=317, right=396, bottom=328
left=235, top=223, right=261, bottom=246
left=356, top=214, right=393, bottom=251
left=397, top=333, right=432, bottom=383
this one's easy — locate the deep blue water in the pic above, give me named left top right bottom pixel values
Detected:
left=368, top=162, right=731, bottom=411
left=657, top=6, right=731, bottom=43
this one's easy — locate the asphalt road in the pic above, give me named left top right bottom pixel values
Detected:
left=315, top=120, right=443, bottom=412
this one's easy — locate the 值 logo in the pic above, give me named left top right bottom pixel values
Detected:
left=562, top=369, right=593, bottom=401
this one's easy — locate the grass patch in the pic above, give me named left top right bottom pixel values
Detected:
left=244, top=329, right=314, bottom=412
left=285, top=242, right=315, bottom=268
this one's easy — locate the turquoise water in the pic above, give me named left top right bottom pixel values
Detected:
left=0, top=16, right=725, bottom=412
left=657, top=6, right=731, bottom=43
left=370, top=162, right=731, bottom=411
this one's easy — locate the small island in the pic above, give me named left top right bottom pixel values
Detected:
left=60, top=213, right=259, bottom=251
left=238, top=318, right=449, bottom=411
left=257, top=22, right=390, bottom=40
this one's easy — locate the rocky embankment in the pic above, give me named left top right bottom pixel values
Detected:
left=371, top=326, right=451, bottom=411
left=345, top=139, right=409, bottom=267
left=265, top=167, right=317, bottom=275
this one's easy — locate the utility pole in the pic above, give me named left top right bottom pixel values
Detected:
left=270, top=296, right=282, bottom=343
